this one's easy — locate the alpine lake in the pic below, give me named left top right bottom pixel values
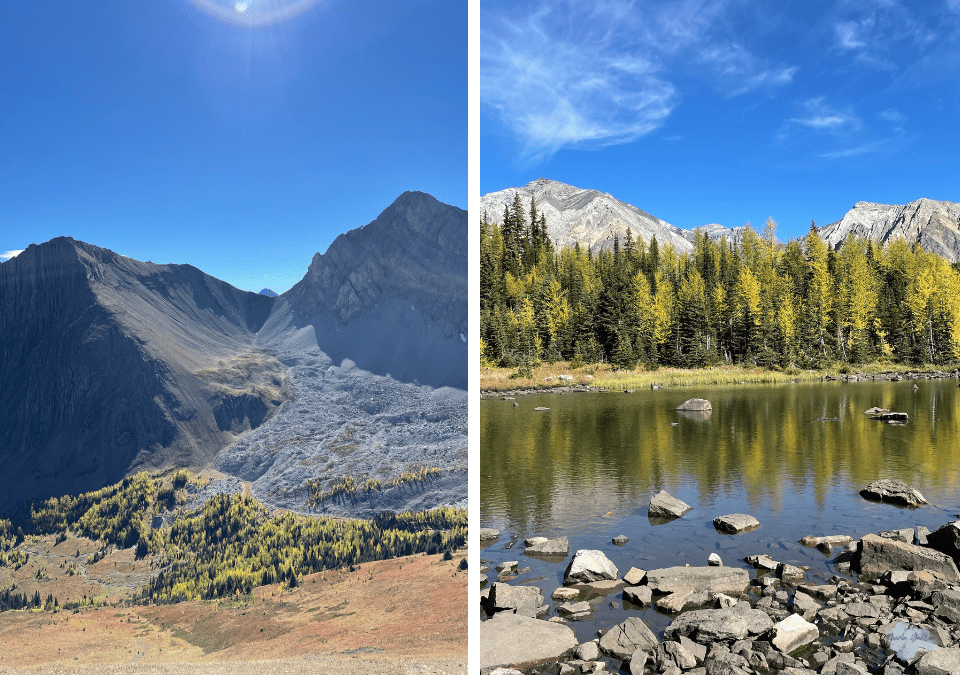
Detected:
left=480, top=377, right=960, bottom=659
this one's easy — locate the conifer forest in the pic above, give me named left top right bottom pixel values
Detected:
left=480, top=194, right=960, bottom=371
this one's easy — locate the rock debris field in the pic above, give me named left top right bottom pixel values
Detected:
left=479, top=485, right=960, bottom=675
left=213, top=341, right=467, bottom=518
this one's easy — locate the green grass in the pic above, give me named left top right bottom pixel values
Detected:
left=479, top=361, right=958, bottom=392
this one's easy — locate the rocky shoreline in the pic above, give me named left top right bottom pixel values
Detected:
left=478, top=483, right=960, bottom=675
left=479, top=370, right=960, bottom=399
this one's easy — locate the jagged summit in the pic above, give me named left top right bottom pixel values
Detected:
left=820, top=198, right=960, bottom=262
left=285, top=190, right=465, bottom=331
left=481, top=179, right=737, bottom=253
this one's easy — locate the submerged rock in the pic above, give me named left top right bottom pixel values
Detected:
left=714, top=513, right=761, bottom=534
left=859, top=478, right=927, bottom=507
left=525, top=536, right=570, bottom=556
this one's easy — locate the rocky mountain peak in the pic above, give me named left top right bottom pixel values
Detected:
left=820, top=197, right=960, bottom=262
left=285, top=191, right=466, bottom=330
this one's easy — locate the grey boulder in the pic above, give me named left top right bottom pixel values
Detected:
left=487, top=582, right=543, bottom=617
left=859, top=478, right=927, bottom=507
left=914, top=647, right=960, bottom=675
left=771, top=614, right=819, bottom=653
left=598, top=616, right=659, bottom=659
left=564, top=549, right=619, bottom=584
left=676, top=398, right=712, bottom=411
left=854, top=533, right=959, bottom=581
left=649, top=490, right=693, bottom=520
left=713, top=514, right=760, bottom=534
left=525, top=536, right=570, bottom=556
left=664, top=603, right=774, bottom=642
left=477, top=612, right=577, bottom=671
left=646, top=566, right=750, bottom=595
left=926, top=521, right=960, bottom=562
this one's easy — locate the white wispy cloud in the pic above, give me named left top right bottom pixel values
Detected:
left=482, top=2, right=677, bottom=162
left=819, top=139, right=890, bottom=160
left=879, top=108, right=905, bottom=124
left=789, top=97, right=863, bottom=134
left=0, top=250, right=24, bottom=261
left=481, top=0, right=796, bottom=161
left=834, top=20, right=868, bottom=50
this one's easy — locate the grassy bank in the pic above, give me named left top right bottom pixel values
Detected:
left=479, top=362, right=958, bottom=393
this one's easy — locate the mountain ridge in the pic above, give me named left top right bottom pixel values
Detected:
left=480, top=178, right=737, bottom=253
left=820, top=198, right=960, bottom=262
left=0, top=191, right=466, bottom=513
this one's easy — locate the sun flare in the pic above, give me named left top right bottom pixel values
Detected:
left=187, top=0, right=322, bottom=26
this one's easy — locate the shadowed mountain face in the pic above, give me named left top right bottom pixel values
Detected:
left=820, top=199, right=960, bottom=262
left=0, top=191, right=466, bottom=513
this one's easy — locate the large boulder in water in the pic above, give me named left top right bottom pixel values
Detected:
left=713, top=513, right=760, bottom=534
left=859, top=478, right=927, bottom=507
left=649, top=490, right=692, bottom=520
left=676, top=398, right=712, bottom=411
left=564, top=549, right=619, bottom=584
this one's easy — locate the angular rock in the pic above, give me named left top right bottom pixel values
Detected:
left=714, top=514, right=760, bottom=534
left=628, top=649, right=650, bottom=675
left=916, top=525, right=931, bottom=546
left=525, top=536, right=570, bottom=556
left=799, top=534, right=854, bottom=548
left=792, top=590, right=820, bottom=615
left=859, top=478, right=927, bottom=507
left=479, top=528, right=500, bottom=540
left=708, top=553, right=723, bottom=566
left=649, top=490, right=693, bottom=520
left=879, top=528, right=914, bottom=543
left=624, top=586, right=653, bottom=607
left=676, top=398, right=712, bottom=411
left=656, top=588, right=694, bottom=613
left=623, top=567, right=646, bottom=585
left=680, top=636, right=707, bottom=665
left=646, top=566, right=750, bottom=595
left=612, top=534, right=629, bottom=545
left=797, top=583, right=837, bottom=601
left=598, top=616, right=659, bottom=659
left=576, top=641, right=600, bottom=661
left=477, top=612, right=578, bottom=671
left=659, top=640, right=698, bottom=670
left=487, top=582, right=543, bottom=617
left=496, top=561, right=518, bottom=573
left=664, top=603, right=774, bottom=643
left=776, top=562, right=805, bottom=582
left=931, top=588, right=960, bottom=623
left=557, top=600, right=592, bottom=619
left=553, top=587, right=579, bottom=601
left=914, top=648, right=960, bottom=675
left=854, top=533, right=960, bottom=581
left=771, top=613, right=819, bottom=654
left=927, top=521, right=960, bottom=562
left=524, top=536, right=548, bottom=547
left=745, top=554, right=778, bottom=570
left=563, top=549, right=619, bottom=583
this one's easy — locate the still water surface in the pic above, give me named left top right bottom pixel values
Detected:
left=480, top=380, right=960, bottom=648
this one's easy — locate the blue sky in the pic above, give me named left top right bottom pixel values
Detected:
left=481, top=0, right=960, bottom=242
left=1, top=0, right=466, bottom=294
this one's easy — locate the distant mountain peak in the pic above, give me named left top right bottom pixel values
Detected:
left=820, top=197, right=960, bottom=262
left=481, top=179, right=738, bottom=253
left=258, top=288, right=278, bottom=297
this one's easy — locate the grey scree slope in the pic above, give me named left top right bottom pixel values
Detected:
left=0, top=191, right=466, bottom=516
